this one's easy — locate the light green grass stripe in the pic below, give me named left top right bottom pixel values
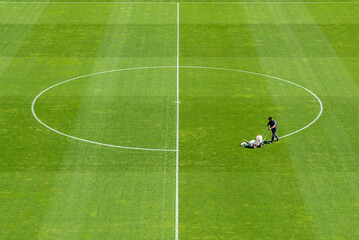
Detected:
left=0, top=5, right=47, bottom=92
left=243, top=3, right=359, bottom=238
left=179, top=3, right=316, bottom=239
left=36, top=3, right=177, bottom=240
left=36, top=5, right=125, bottom=239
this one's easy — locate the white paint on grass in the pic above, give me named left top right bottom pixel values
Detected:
left=176, top=2, right=359, bottom=3
left=31, top=66, right=177, bottom=152
left=175, top=4, right=180, bottom=240
left=31, top=66, right=323, bottom=151
left=181, top=66, right=323, bottom=139
left=1, top=2, right=358, bottom=4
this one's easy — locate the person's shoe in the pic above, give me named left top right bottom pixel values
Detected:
left=277, top=138, right=280, bottom=141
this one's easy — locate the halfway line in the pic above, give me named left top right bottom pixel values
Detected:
left=0, top=1, right=358, bottom=3
left=175, top=3, right=180, bottom=240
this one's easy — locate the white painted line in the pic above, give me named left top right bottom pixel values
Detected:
left=31, top=66, right=177, bottom=152
left=31, top=66, right=322, bottom=151
left=175, top=1, right=359, bottom=3
left=175, top=4, right=179, bottom=240
left=1, top=1, right=358, bottom=3
left=176, top=1, right=359, bottom=3
left=0, top=1, right=176, bottom=3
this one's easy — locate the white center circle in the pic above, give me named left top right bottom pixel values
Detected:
left=31, top=66, right=323, bottom=151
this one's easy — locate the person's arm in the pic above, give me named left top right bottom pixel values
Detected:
left=266, top=121, right=270, bottom=127
left=269, top=120, right=277, bottom=130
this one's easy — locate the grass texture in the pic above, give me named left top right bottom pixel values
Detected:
left=1, top=1, right=359, bottom=240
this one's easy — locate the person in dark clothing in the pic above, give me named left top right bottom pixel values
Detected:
left=266, top=117, right=279, bottom=144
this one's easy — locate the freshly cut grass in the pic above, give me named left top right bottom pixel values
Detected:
left=1, top=2, right=359, bottom=240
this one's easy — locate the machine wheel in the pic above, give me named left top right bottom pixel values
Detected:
left=260, top=143, right=264, bottom=148
left=253, top=145, right=257, bottom=149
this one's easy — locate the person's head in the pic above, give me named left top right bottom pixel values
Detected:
left=268, top=116, right=273, bottom=122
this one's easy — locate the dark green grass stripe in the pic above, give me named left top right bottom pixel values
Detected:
left=0, top=4, right=115, bottom=239
left=0, top=5, right=47, bottom=73
left=178, top=3, right=318, bottom=239
left=242, top=3, right=359, bottom=239
left=29, top=3, right=177, bottom=239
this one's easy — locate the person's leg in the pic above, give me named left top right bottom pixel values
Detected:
left=271, top=131, right=275, bottom=143
left=274, top=131, right=279, bottom=141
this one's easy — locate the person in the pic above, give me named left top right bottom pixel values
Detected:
left=266, top=116, right=279, bottom=144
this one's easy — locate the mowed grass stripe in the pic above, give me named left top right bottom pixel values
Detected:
left=0, top=4, right=47, bottom=90
left=34, top=3, right=177, bottom=240
left=1, top=2, right=358, bottom=240
left=243, top=3, right=359, bottom=239
left=178, top=3, right=318, bottom=239
left=0, top=4, right=110, bottom=239
left=0, top=5, right=69, bottom=239
left=35, top=6, right=118, bottom=238
left=1, top=3, right=177, bottom=240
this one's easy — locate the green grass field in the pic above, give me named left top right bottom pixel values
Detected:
left=1, top=1, right=359, bottom=239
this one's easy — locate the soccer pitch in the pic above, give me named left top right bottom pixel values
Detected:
left=1, top=1, right=359, bottom=239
